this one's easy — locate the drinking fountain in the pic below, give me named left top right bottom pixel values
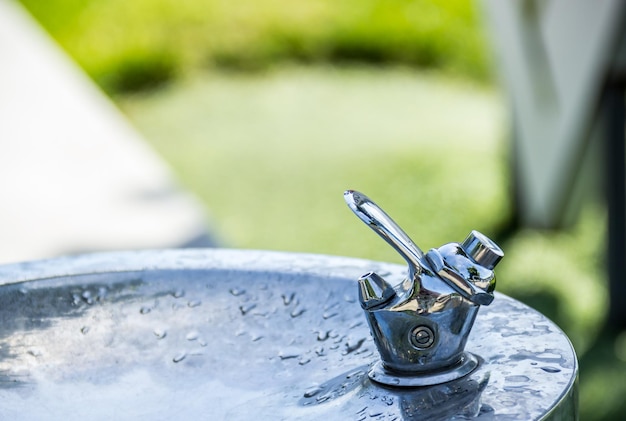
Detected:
left=0, top=191, right=577, bottom=420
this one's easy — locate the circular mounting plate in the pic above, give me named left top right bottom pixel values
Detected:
left=368, top=352, right=479, bottom=387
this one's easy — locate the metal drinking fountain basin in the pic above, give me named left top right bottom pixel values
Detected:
left=0, top=192, right=577, bottom=420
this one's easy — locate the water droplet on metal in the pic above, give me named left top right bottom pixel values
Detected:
left=229, top=288, right=245, bottom=296
left=323, top=312, right=338, bottom=320
left=316, top=395, right=330, bottom=403
left=315, top=347, right=326, bottom=357
left=80, top=326, right=90, bottom=335
left=344, top=338, right=366, bottom=355
left=82, top=291, right=93, bottom=305
left=140, top=306, right=152, bottom=314
left=317, top=330, right=330, bottom=341
left=173, top=352, right=187, bottom=363
left=381, top=396, right=394, bottom=406
left=479, top=404, right=495, bottom=414
left=279, top=350, right=299, bottom=360
left=290, top=308, right=306, bottom=318
left=540, top=366, right=561, bottom=373
left=186, top=331, right=199, bottom=341
left=153, top=328, right=167, bottom=339
left=172, top=289, right=185, bottom=298
left=187, top=300, right=201, bottom=308
left=303, top=385, right=323, bottom=398
left=239, top=304, right=257, bottom=315
left=299, top=357, right=311, bottom=365
left=282, top=293, right=295, bottom=305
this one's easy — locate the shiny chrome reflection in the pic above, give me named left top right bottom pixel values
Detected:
left=344, top=190, right=504, bottom=386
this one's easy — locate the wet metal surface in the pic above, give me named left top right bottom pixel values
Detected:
left=0, top=249, right=577, bottom=420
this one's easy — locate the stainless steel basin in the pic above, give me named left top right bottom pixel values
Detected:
left=0, top=249, right=577, bottom=420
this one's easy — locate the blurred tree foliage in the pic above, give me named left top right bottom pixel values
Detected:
left=18, top=0, right=490, bottom=93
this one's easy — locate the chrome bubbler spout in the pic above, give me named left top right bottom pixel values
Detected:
left=344, top=190, right=503, bottom=387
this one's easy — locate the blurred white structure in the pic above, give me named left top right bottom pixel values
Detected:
left=0, top=0, right=215, bottom=264
left=483, top=0, right=626, bottom=228
left=483, top=0, right=626, bottom=327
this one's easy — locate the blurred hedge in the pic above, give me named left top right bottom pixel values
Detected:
left=19, top=0, right=490, bottom=93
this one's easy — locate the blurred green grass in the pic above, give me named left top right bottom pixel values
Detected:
left=18, top=0, right=490, bottom=94
left=118, top=67, right=507, bottom=255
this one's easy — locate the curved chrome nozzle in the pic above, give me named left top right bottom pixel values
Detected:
left=344, top=190, right=425, bottom=282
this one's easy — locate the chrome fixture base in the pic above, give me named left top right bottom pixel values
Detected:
left=368, top=352, right=479, bottom=387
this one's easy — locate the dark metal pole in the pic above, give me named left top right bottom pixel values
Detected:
left=606, top=81, right=626, bottom=329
